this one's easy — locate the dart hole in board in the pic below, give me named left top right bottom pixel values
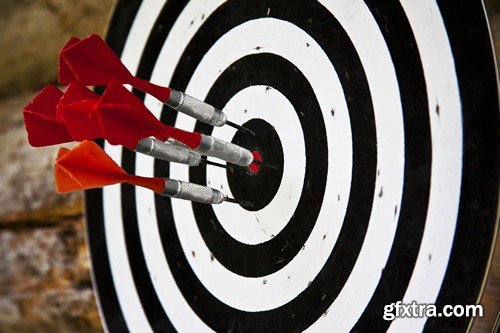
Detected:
left=248, top=150, right=263, bottom=174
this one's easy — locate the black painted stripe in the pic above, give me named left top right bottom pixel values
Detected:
left=120, top=179, right=176, bottom=331
left=105, top=0, right=143, bottom=58
left=86, top=188, right=129, bottom=333
left=132, top=0, right=189, bottom=101
left=425, top=0, right=499, bottom=331
left=353, top=0, right=432, bottom=331
left=118, top=0, right=189, bottom=331
left=85, top=0, right=142, bottom=332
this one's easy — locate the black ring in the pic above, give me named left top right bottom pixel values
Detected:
left=425, top=0, right=498, bottom=331
left=352, top=0, right=432, bottom=330
left=84, top=0, right=175, bottom=332
left=187, top=53, right=328, bottom=278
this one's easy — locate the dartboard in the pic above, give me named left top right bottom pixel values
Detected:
left=85, top=0, right=499, bottom=332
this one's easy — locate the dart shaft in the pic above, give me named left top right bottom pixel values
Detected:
left=166, top=89, right=227, bottom=127
left=162, top=179, right=225, bottom=204
left=135, top=137, right=201, bottom=166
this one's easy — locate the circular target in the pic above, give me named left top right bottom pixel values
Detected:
left=85, top=0, right=499, bottom=332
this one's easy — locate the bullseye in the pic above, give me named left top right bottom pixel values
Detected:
left=228, top=118, right=284, bottom=211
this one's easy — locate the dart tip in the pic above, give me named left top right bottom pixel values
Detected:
left=226, top=121, right=256, bottom=136
left=225, top=197, right=254, bottom=207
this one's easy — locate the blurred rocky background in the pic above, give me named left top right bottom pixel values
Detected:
left=0, top=1, right=113, bottom=332
left=0, top=1, right=498, bottom=333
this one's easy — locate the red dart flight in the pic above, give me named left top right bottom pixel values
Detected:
left=24, top=80, right=203, bottom=153
left=59, top=34, right=171, bottom=102
left=89, top=80, right=202, bottom=150
left=55, top=140, right=165, bottom=194
left=23, top=85, right=73, bottom=147
left=58, top=37, right=80, bottom=85
left=57, top=81, right=102, bottom=141
left=57, top=34, right=255, bottom=136
left=23, top=83, right=101, bottom=147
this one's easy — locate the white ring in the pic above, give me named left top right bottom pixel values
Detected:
left=207, top=85, right=306, bottom=245
left=101, top=0, right=165, bottom=332
left=389, top=0, right=462, bottom=331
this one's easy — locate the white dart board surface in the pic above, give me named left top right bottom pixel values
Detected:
left=85, top=0, right=499, bottom=332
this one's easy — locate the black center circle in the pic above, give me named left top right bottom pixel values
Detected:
left=228, top=118, right=284, bottom=211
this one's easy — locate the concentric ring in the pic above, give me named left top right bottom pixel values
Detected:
left=189, top=53, right=328, bottom=276
left=209, top=85, right=306, bottom=245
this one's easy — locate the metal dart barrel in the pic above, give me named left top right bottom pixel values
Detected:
left=194, top=134, right=253, bottom=167
left=162, top=179, right=225, bottom=204
left=165, top=89, right=255, bottom=135
left=135, top=137, right=202, bottom=166
left=166, top=89, right=227, bottom=127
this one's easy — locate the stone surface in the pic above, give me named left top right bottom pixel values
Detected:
left=0, top=288, right=101, bottom=333
left=0, top=221, right=88, bottom=294
left=0, top=0, right=114, bottom=97
left=0, top=219, right=102, bottom=332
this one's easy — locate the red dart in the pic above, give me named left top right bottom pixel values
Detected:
left=60, top=34, right=170, bottom=102
left=58, top=37, right=81, bottom=85
left=24, top=81, right=201, bottom=155
left=54, top=141, right=235, bottom=205
left=58, top=35, right=256, bottom=136
left=57, top=81, right=102, bottom=141
left=92, top=80, right=202, bottom=150
left=23, top=85, right=73, bottom=147
left=55, top=140, right=165, bottom=194
left=24, top=82, right=252, bottom=166
left=92, top=81, right=253, bottom=166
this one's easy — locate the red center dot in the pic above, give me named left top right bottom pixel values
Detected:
left=248, top=150, right=263, bottom=174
